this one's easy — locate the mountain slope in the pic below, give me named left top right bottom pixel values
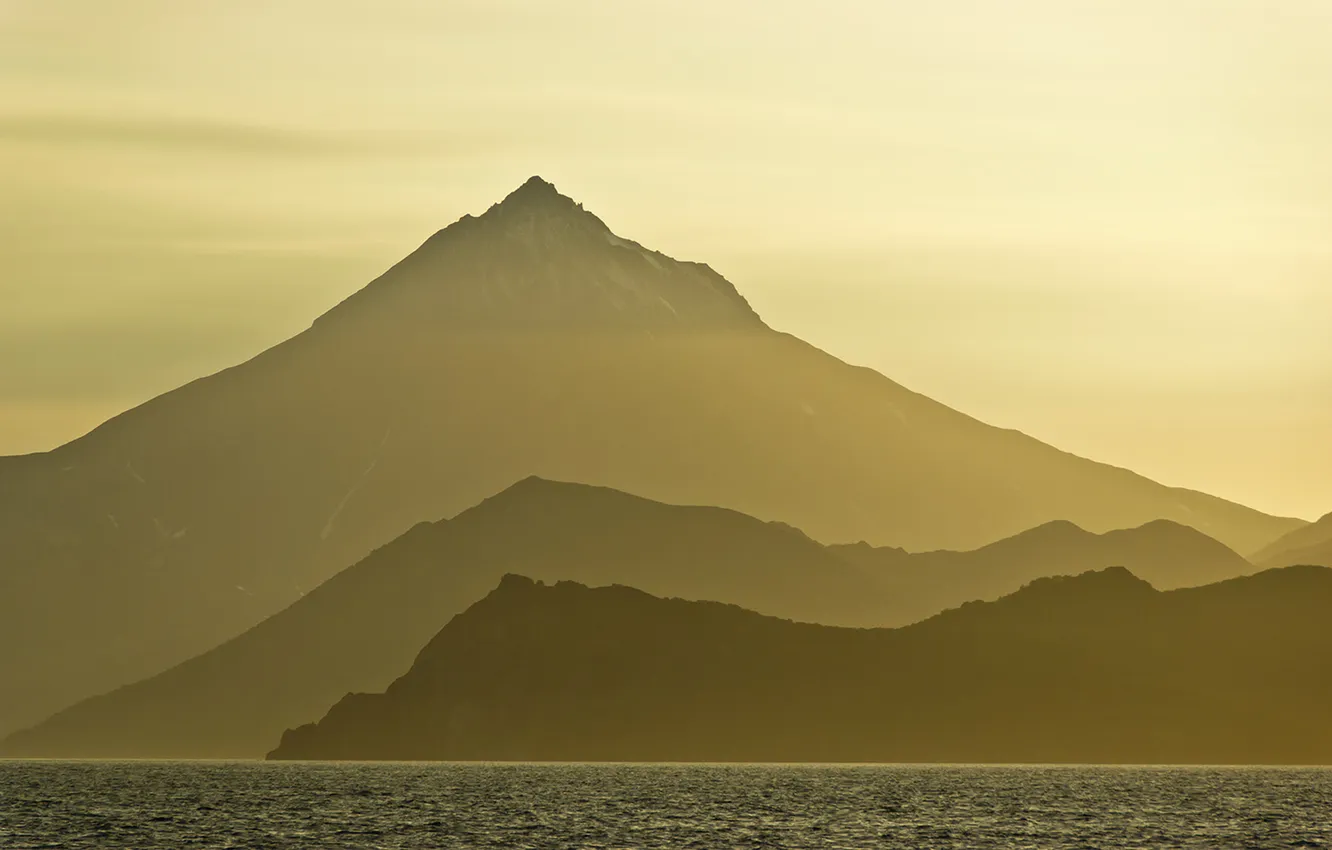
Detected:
left=0, top=478, right=885, bottom=758
left=833, top=518, right=1256, bottom=625
left=0, top=177, right=1301, bottom=736
left=1252, top=511, right=1332, bottom=568
left=268, top=566, right=1332, bottom=765
left=2, top=480, right=1262, bottom=759
left=1266, top=540, right=1332, bottom=568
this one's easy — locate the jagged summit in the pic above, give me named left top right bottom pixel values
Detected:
left=492, top=175, right=575, bottom=210
left=492, top=572, right=543, bottom=594
left=315, top=177, right=764, bottom=332
left=510, top=174, right=559, bottom=195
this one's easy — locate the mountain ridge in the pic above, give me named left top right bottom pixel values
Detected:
left=831, top=512, right=1254, bottom=623
left=0, top=477, right=884, bottom=758
left=1, top=478, right=1261, bottom=759
left=266, top=565, right=1332, bottom=764
left=1252, top=511, right=1332, bottom=568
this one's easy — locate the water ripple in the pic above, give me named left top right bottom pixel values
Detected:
left=1, top=762, right=1329, bottom=849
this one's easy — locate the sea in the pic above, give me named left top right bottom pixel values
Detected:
left=1, top=761, right=1328, bottom=849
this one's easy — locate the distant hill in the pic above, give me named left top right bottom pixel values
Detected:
left=0, top=478, right=882, bottom=758
left=269, top=566, right=1332, bottom=765
left=833, top=518, right=1256, bottom=626
left=1252, top=511, right=1332, bottom=568
left=0, top=177, right=1301, bottom=737
left=1, top=480, right=1262, bottom=759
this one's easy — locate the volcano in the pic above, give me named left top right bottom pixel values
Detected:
left=0, top=177, right=1300, bottom=736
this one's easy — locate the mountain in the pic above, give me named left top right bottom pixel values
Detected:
left=0, top=478, right=884, bottom=758
left=832, top=518, right=1256, bottom=626
left=1252, top=511, right=1332, bottom=568
left=1, top=479, right=1263, bottom=759
left=0, top=177, right=1302, bottom=737
left=268, top=566, right=1332, bottom=765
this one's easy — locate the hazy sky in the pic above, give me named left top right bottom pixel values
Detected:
left=2, top=0, right=1329, bottom=520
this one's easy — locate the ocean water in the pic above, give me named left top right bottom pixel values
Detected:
left=1, top=761, right=1328, bottom=849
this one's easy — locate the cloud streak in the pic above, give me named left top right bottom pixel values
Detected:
left=0, top=111, right=526, bottom=161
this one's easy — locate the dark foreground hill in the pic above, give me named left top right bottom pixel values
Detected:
left=0, top=177, right=1301, bottom=736
left=1, top=479, right=1262, bottom=759
left=270, top=566, right=1332, bottom=765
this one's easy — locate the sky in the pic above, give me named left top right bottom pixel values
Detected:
left=1, top=0, right=1329, bottom=520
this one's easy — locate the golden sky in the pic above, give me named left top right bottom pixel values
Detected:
left=2, top=0, right=1330, bottom=520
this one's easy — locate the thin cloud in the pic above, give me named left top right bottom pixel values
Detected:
left=0, top=111, right=502, bottom=158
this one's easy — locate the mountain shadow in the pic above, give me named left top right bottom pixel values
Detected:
left=0, top=177, right=1303, bottom=736
left=1, top=479, right=1261, bottom=759
left=268, top=566, right=1332, bottom=765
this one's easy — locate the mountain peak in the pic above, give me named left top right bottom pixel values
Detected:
left=517, top=174, right=558, bottom=193
left=501, top=175, right=565, bottom=204
left=487, top=176, right=584, bottom=220
left=493, top=573, right=543, bottom=594
left=972, top=519, right=1091, bottom=555
left=477, top=476, right=623, bottom=507
left=313, top=178, right=764, bottom=332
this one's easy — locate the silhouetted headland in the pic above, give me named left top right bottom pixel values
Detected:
left=268, top=566, right=1332, bottom=765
